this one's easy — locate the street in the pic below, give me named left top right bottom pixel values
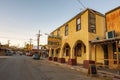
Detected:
left=0, top=55, right=105, bottom=80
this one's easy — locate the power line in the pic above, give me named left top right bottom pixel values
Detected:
left=77, top=0, right=96, bottom=14
left=77, top=0, right=86, bottom=9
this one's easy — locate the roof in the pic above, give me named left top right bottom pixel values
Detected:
left=51, top=8, right=105, bottom=34
left=106, top=6, right=120, bottom=15
left=89, top=37, right=120, bottom=44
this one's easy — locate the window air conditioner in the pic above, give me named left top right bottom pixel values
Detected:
left=106, top=30, right=115, bottom=39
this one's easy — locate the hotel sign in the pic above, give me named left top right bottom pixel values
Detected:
left=48, top=36, right=61, bottom=48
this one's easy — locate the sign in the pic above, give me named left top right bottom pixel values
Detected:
left=88, top=64, right=97, bottom=76
left=48, top=36, right=61, bottom=48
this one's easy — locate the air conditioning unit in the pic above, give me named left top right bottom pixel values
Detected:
left=106, top=30, right=115, bottom=39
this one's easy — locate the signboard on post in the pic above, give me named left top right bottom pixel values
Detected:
left=88, top=64, right=97, bottom=76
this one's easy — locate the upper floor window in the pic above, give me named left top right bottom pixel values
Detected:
left=76, top=17, right=81, bottom=31
left=51, top=33, right=54, bottom=37
left=65, top=25, right=68, bottom=36
left=89, top=12, right=96, bottom=33
left=57, top=29, right=60, bottom=37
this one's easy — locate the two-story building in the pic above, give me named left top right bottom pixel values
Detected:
left=48, top=8, right=105, bottom=68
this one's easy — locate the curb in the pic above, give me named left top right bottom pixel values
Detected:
left=46, top=60, right=88, bottom=73
left=47, top=60, right=120, bottom=79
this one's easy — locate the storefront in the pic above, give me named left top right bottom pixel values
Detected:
left=48, top=35, right=61, bottom=61
left=90, top=37, right=120, bottom=69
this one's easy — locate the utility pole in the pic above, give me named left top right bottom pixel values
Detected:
left=29, top=38, right=32, bottom=50
left=37, top=30, right=42, bottom=53
left=7, top=40, right=10, bottom=47
left=24, top=42, right=26, bottom=47
left=29, top=38, right=32, bottom=46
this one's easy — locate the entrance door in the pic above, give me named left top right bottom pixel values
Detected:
left=103, top=45, right=108, bottom=65
left=74, top=43, right=82, bottom=59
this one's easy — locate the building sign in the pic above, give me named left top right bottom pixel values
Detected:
left=48, top=36, right=61, bottom=48
left=106, top=9, right=120, bottom=33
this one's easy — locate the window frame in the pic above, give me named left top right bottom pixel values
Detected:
left=88, top=12, right=96, bottom=33
left=76, top=17, right=81, bottom=31
left=65, top=25, right=68, bottom=36
left=57, top=29, right=60, bottom=37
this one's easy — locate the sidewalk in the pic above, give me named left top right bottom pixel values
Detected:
left=46, top=60, right=120, bottom=80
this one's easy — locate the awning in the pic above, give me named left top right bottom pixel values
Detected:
left=89, top=37, right=120, bottom=44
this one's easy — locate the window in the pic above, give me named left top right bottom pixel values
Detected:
left=76, top=17, right=81, bottom=31
left=57, top=29, right=60, bottom=37
left=89, top=12, right=96, bottom=33
left=74, top=43, right=82, bottom=57
left=51, top=33, right=54, bottom=37
left=65, top=25, right=68, bottom=36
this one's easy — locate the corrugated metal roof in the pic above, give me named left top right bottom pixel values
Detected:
left=89, top=37, right=120, bottom=44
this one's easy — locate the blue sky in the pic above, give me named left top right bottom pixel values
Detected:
left=0, top=0, right=120, bottom=47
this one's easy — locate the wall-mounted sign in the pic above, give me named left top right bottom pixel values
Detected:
left=48, top=36, right=61, bottom=48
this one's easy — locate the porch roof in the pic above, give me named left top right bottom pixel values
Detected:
left=89, top=37, right=120, bottom=44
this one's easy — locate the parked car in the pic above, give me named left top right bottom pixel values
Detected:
left=19, top=52, right=23, bottom=56
left=26, top=52, right=33, bottom=56
left=26, top=52, right=30, bottom=56
left=5, top=50, right=13, bottom=56
left=32, top=53, right=40, bottom=60
left=29, top=53, right=33, bottom=56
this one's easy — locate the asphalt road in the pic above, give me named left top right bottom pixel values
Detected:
left=0, top=55, right=106, bottom=80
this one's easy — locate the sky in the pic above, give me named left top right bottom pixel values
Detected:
left=0, top=0, right=120, bottom=47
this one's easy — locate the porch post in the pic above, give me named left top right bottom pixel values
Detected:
left=48, top=48, right=52, bottom=60
left=116, top=41, right=119, bottom=65
left=58, top=48, right=65, bottom=63
left=94, top=45, right=97, bottom=64
left=53, top=49, right=56, bottom=57
left=89, top=44, right=92, bottom=60
left=49, top=48, right=51, bottom=57
left=53, top=49, right=58, bottom=61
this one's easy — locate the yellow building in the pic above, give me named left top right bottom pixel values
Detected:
left=48, top=8, right=105, bottom=68
left=90, top=6, right=120, bottom=69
